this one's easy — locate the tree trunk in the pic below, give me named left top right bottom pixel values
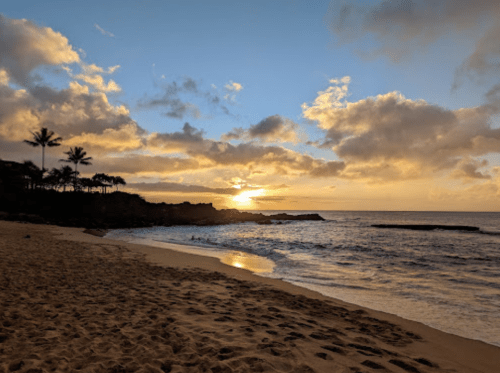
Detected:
left=74, top=163, right=78, bottom=191
left=42, top=146, right=45, bottom=173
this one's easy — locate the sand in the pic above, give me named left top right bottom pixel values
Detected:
left=1, top=221, right=499, bottom=373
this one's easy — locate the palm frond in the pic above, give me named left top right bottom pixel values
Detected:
left=23, top=140, right=40, bottom=147
left=47, top=137, right=63, bottom=147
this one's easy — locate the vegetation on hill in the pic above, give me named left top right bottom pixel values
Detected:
left=0, top=128, right=324, bottom=228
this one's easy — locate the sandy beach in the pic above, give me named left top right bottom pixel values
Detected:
left=1, top=221, right=499, bottom=373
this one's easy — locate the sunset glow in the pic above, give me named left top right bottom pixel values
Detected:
left=1, top=1, right=500, bottom=211
left=2, top=4, right=500, bottom=371
left=232, top=189, right=265, bottom=206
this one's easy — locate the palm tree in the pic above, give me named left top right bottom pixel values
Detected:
left=60, top=147, right=92, bottom=190
left=59, top=166, right=75, bottom=192
left=79, top=178, right=94, bottom=193
left=112, top=176, right=126, bottom=191
left=92, top=173, right=113, bottom=194
left=45, top=168, right=63, bottom=191
left=24, top=128, right=62, bottom=172
left=21, top=161, right=44, bottom=190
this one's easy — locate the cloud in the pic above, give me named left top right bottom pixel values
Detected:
left=0, top=72, right=140, bottom=156
left=449, top=158, right=491, bottom=181
left=224, top=80, right=243, bottom=92
left=301, top=76, right=351, bottom=133
left=72, top=73, right=121, bottom=92
left=251, top=196, right=288, bottom=203
left=221, top=115, right=302, bottom=143
left=309, top=161, right=348, bottom=178
left=94, top=24, right=115, bottom=38
left=64, top=63, right=122, bottom=93
left=303, top=77, right=500, bottom=181
left=325, top=0, right=500, bottom=85
left=139, top=77, right=226, bottom=119
left=191, top=139, right=345, bottom=177
left=0, top=69, right=9, bottom=86
left=126, top=181, right=242, bottom=195
left=95, top=155, right=203, bottom=175
left=0, top=14, right=80, bottom=86
left=147, top=122, right=207, bottom=153
left=429, top=176, right=500, bottom=207
left=64, top=123, right=145, bottom=154
left=223, top=80, right=244, bottom=102
left=454, top=21, right=500, bottom=87
left=221, top=127, right=245, bottom=141
left=80, top=63, right=120, bottom=75
left=146, top=121, right=345, bottom=177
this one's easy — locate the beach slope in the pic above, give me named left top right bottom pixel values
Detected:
left=1, top=221, right=499, bottom=373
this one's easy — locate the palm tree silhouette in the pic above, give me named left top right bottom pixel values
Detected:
left=59, top=165, right=75, bottom=192
left=24, top=128, right=62, bottom=172
left=22, top=160, right=44, bottom=190
left=46, top=166, right=75, bottom=192
left=92, top=173, right=113, bottom=194
left=60, top=147, right=92, bottom=190
left=112, top=176, right=126, bottom=191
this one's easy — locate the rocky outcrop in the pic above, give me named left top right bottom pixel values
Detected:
left=0, top=158, right=324, bottom=228
left=0, top=189, right=324, bottom=229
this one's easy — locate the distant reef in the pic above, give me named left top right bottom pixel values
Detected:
left=372, top=224, right=480, bottom=232
left=0, top=160, right=324, bottom=229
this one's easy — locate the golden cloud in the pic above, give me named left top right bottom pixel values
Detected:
left=303, top=78, right=500, bottom=182
left=64, top=123, right=145, bottom=154
left=0, top=15, right=80, bottom=86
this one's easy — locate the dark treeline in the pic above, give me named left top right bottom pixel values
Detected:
left=8, top=160, right=126, bottom=193
left=21, top=127, right=126, bottom=193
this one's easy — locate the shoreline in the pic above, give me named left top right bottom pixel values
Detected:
left=104, top=227, right=499, bottom=348
left=58, top=224, right=500, bottom=367
left=2, top=220, right=499, bottom=372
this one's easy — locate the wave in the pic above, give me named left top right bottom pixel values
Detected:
left=444, top=255, right=499, bottom=262
left=479, top=229, right=500, bottom=236
left=372, top=224, right=480, bottom=232
left=371, top=224, right=500, bottom=239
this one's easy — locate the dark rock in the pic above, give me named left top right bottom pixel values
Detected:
left=83, top=229, right=108, bottom=237
left=372, top=224, right=480, bottom=232
left=1, top=189, right=324, bottom=230
left=257, top=220, right=273, bottom=225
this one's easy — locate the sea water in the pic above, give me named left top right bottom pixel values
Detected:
left=105, top=211, right=500, bottom=347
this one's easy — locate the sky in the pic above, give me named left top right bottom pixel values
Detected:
left=2, top=0, right=500, bottom=211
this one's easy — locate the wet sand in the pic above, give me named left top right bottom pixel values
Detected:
left=1, top=221, right=499, bottom=373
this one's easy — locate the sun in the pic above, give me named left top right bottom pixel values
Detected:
left=232, top=189, right=265, bottom=207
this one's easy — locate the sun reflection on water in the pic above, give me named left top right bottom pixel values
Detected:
left=221, top=251, right=274, bottom=273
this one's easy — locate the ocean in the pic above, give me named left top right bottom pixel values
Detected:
left=105, top=211, right=500, bottom=347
